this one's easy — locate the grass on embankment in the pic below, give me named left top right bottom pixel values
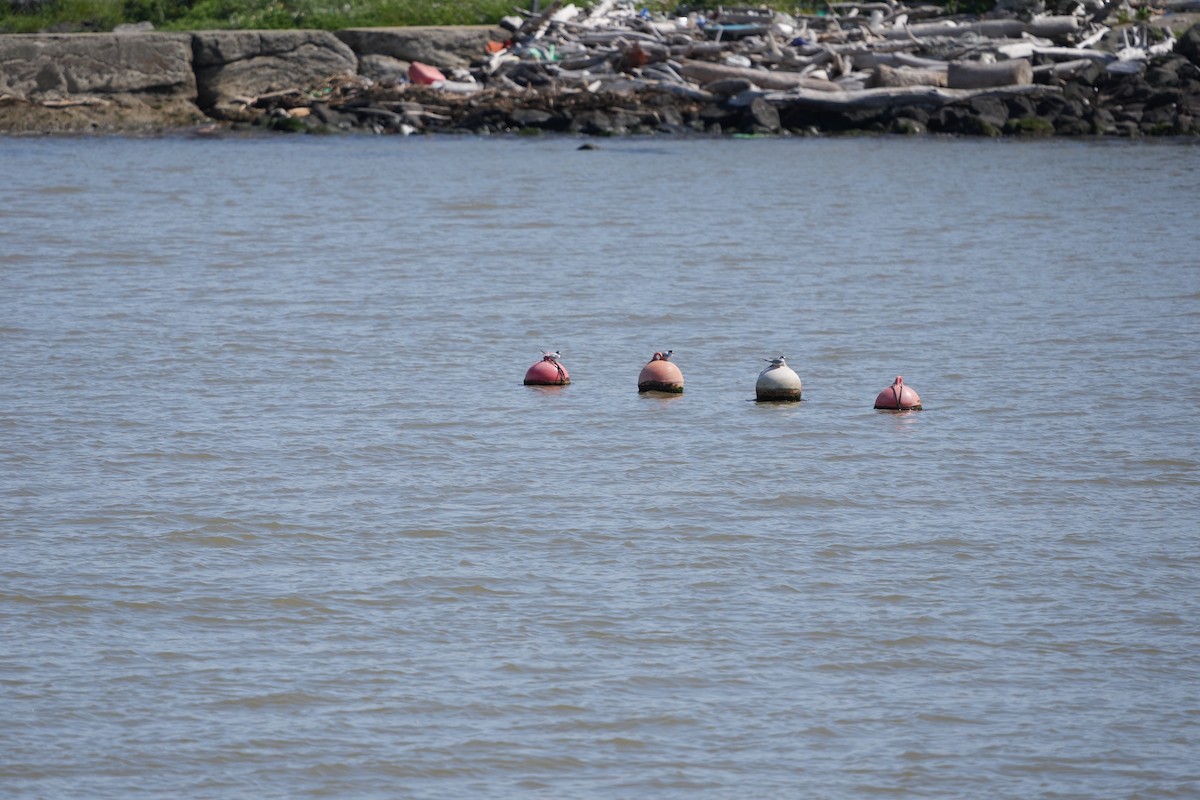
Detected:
left=1, top=0, right=854, bottom=34
left=0, top=0, right=530, bottom=33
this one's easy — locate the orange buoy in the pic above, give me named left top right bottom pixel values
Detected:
left=408, top=62, right=446, bottom=85
left=874, top=376, right=922, bottom=410
left=756, top=355, right=802, bottom=402
left=524, top=351, right=569, bottom=386
left=638, top=351, right=684, bottom=393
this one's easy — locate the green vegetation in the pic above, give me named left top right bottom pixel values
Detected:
left=1003, top=116, right=1056, bottom=136
left=0, top=0, right=535, bottom=32
left=0, top=0, right=989, bottom=34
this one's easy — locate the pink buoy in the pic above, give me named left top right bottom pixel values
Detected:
left=408, top=62, right=446, bottom=85
left=874, top=376, right=922, bottom=411
left=524, top=351, right=569, bottom=386
left=638, top=351, right=684, bottom=393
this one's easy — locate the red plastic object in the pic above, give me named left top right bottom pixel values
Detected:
left=408, top=62, right=446, bottom=85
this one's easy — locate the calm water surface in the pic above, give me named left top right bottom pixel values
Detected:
left=1, top=135, right=1198, bottom=799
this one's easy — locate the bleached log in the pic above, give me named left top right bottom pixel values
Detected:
left=1032, top=58, right=1094, bottom=78
left=674, top=41, right=726, bottom=58
left=822, top=39, right=950, bottom=56
left=580, top=30, right=662, bottom=44
left=894, top=52, right=951, bottom=69
left=739, top=82, right=1059, bottom=111
left=997, top=41, right=1041, bottom=59
left=1030, top=45, right=1114, bottom=62
left=872, top=64, right=948, bottom=87
left=593, top=76, right=714, bottom=101
left=879, top=19, right=1027, bottom=39
left=1026, top=16, right=1081, bottom=38
left=858, top=51, right=951, bottom=70
left=870, top=17, right=1078, bottom=42
left=677, top=58, right=843, bottom=91
left=947, top=58, right=1032, bottom=88
left=41, top=96, right=109, bottom=107
left=827, top=2, right=896, bottom=13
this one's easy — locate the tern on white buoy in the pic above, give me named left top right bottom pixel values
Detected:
left=756, top=355, right=801, bottom=402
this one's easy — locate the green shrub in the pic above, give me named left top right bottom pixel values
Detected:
left=1, top=0, right=534, bottom=31
left=1004, top=116, right=1055, bottom=136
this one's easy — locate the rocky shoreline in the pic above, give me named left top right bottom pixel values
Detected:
left=2, top=6, right=1199, bottom=138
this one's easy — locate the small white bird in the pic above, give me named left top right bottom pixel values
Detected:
left=661, top=349, right=675, bottom=361
left=541, top=350, right=562, bottom=362
left=763, top=355, right=788, bottom=367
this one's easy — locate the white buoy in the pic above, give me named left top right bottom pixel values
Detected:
left=756, top=355, right=802, bottom=402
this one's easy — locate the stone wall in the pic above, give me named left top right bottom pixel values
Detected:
left=0, top=26, right=500, bottom=132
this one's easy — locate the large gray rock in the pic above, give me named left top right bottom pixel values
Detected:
left=1178, top=23, right=1200, bottom=67
left=358, top=53, right=409, bottom=84
left=192, top=30, right=357, bottom=109
left=335, top=26, right=502, bottom=70
left=0, top=32, right=195, bottom=99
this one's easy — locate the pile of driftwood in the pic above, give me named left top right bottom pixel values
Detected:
left=479, top=0, right=1180, bottom=103
left=251, top=0, right=1200, bottom=135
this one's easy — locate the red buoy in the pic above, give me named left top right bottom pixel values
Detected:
left=524, top=351, right=569, bottom=386
left=874, top=376, right=922, bottom=410
left=638, top=351, right=684, bottom=393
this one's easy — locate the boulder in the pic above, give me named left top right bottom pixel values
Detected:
left=358, top=53, right=409, bottom=83
left=744, top=96, right=781, bottom=132
left=509, top=107, right=554, bottom=127
left=0, top=32, right=195, bottom=99
left=334, top=26, right=503, bottom=71
left=192, top=30, right=357, bottom=111
left=1176, top=23, right=1200, bottom=67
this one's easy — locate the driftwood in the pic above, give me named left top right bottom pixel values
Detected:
left=737, top=82, right=1059, bottom=112
left=1029, top=45, right=1115, bottom=62
left=677, top=58, right=842, bottom=92
left=870, top=16, right=1078, bottom=40
left=517, top=0, right=564, bottom=40
left=947, top=58, right=1032, bottom=89
left=872, top=63, right=948, bottom=87
left=1032, top=58, right=1095, bottom=78
left=460, top=0, right=1171, bottom=112
left=225, top=0, right=1184, bottom=137
left=39, top=96, right=109, bottom=107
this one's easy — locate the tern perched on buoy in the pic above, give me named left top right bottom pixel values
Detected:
left=638, top=351, right=684, bottom=393
left=524, top=350, right=570, bottom=386
left=756, top=354, right=802, bottom=402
